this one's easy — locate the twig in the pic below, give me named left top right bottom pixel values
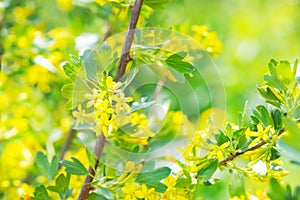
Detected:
left=219, top=118, right=300, bottom=166
left=115, top=0, right=144, bottom=82
left=78, top=1, right=144, bottom=199
left=0, top=11, right=6, bottom=71
left=78, top=134, right=105, bottom=200
left=59, top=129, right=76, bottom=164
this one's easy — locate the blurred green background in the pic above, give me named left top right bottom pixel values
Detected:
left=1, top=0, right=300, bottom=198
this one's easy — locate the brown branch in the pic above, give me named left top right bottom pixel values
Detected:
left=219, top=118, right=300, bottom=166
left=78, top=134, right=105, bottom=200
left=115, top=0, right=144, bottom=82
left=78, top=1, right=144, bottom=199
left=59, top=129, right=76, bottom=164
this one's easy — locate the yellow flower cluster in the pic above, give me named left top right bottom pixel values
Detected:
left=191, top=25, right=222, bottom=58
left=73, top=76, right=155, bottom=146
left=120, top=174, right=187, bottom=200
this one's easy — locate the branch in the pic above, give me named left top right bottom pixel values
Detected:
left=115, top=0, right=144, bottom=82
left=78, top=1, right=144, bottom=199
left=59, top=129, right=76, bottom=164
left=219, top=118, right=300, bottom=166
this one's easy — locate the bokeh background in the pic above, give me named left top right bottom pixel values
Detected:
left=1, top=0, right=300, bottom=198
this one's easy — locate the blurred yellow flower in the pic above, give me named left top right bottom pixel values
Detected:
left=56, top=0, right=73, bottom=11
left=121, top=183, right=144, bottom=200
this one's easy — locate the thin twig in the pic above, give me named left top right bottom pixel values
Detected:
left=78, top=1, right=144, bottom=199
left=115, top=0, right=144, bottom=82
left=0, top=11, right=6, bottom=71
left=219, top=118, right=300, bottom=166
left=59, top=129, right=76, bottom=164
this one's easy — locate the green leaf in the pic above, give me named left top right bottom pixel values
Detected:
left=271, top=109, right=282, bottom=130
left=277, top=61, right=293, bottom=86
left=229, top=174, right=246, bottom=198
left=88, top=193, right=108, bottom=200
left=165, top=52, right=194, bottom=74
left=70, top=54, right=82, bottom=66
left=140, top=160, right=155, bottom=173
left=281, top=118, right=300, bottom=152
left=81, top=49, right=98, bottom=82
left=270, top=147, right=281, bottom=161
left=62, top=61, right=80, bottom=80
left=104, top=166, right=116, bottom=179
left=175, top=168, right=191, bottom=188
left=61, top=84, right=73, bottom=98
left=195, top=181, right=230, bottom=200
left=60, top=157, right=89, bottom=176
left=252, top=105, right=273, bottom=128
left=144, top=0, right=171, bottom=9
left=136, top=167, right=171, bottom=193
left=31, top=185, right=50, bottom=200
left=267, top=178, right=285, bottom=200
left=197, top=159, right=218, bottom=181
left=47, top=173, right=70, bottom=194
left=216, top=131, right=230, bottom=146
left=36, top=151, right=59, bottom=181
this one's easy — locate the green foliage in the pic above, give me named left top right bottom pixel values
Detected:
left=268, top=178, right=300, bottom=200
left=60, top=157, right=89, bottom=176
left=36, top=151, right=59, bottom=181
left=2, top=0, right=300, bottom=199
left=31, top=186, right=50, bottom=200
left=136, top=167, right=171, bottom=193
left=47, top=173, right=72, bottom=199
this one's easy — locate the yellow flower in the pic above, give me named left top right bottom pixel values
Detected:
left=106, top=76, right=121, bottom=93
left=85, top=89, right=107, bottom=108
left=96, top=0, right=109, bottom=6
left=121, top=183, right=144, bottom=200
left=56, top=0, right=73, bottom=11
left=72, top=104, right=85, bottom=127
left=26, top=65, right=53, bottom=93
left=13, top=6, right=35, bottom=24
left=140, top=184, right=159, bottom=200
left=208, top=142, right=230, bottom=161
left=130, top=112, right=148, bottom=127
left=110, top=92, right=133, bottom=113
left=246, top=124, right=272, bottom=147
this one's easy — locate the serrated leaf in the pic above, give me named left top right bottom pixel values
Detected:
left=70, top=54, right=82, bottom=66
left=62, top=62, right=80, bottom=80
left=197, top=159, right=218, bottom=181
left=136, top=167, right=171, bottom=193
left=61, top=157, right=89, bottom=176
left=47, top=173, right=70, bottom=194
left=31, top=185, right=50, bottom=200
left=165, top=52, right=194, bottom=74
left=36, top=152, right=59, bottom=181
left=81, top=49, right=98, bottom=82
